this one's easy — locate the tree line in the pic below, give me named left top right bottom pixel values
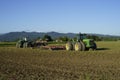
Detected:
left=38, top=34, right=120, bottom=42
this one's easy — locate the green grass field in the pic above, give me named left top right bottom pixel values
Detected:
left=0, top=42, right=16, bottom=47
left=0, top=41, right=120, bottom=80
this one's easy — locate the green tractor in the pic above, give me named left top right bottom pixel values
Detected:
left=16, top=37, right=47, bottom=48
left=66, top=33, right=97, bottom=51
left=16, top=37, right=33, bottom=48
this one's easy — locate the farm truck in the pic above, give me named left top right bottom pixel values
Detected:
left=66, top=33, right=97, bottom=51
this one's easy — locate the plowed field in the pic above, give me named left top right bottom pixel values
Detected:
left=0, top=41, right=120, bottom=80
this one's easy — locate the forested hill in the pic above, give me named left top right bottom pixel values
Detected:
left=0, top=31, right=76, bottom=41
left=0, top=31, right=119, bottom=41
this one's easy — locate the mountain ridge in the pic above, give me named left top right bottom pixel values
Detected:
left=0, top=31, right=119, bottom=41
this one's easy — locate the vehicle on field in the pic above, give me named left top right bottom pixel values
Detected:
left=16, top=37, right=47, bottom=48
left=66, top=33, right=97, bottom=51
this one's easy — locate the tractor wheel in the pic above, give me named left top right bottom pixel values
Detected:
left=16, top=43, right=20, bottom=48
left=75, top=42, right=82, bottom=51
left=66, top=42, right=73, bottom=51
left=93, top=43, right=97, bottom=50
left=23, top=42, right=28, bottom=48
left=28, top=42, right=33, bottom=47
left=80, top=41, right=85, bottom=51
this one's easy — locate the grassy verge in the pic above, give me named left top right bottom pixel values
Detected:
left=0, top=42, right=16, bottom=47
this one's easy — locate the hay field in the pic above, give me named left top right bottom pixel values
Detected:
left=0, top=41, right=120, bottom=80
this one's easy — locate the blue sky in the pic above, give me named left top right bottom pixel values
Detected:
left=0, top=0, right=120, bottom=35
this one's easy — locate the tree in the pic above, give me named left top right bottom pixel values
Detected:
left=87, top=35, right=101, bottom=41
left=57, top=36, right=69, bottom=42
left=42, top=34, right=53, bottom=41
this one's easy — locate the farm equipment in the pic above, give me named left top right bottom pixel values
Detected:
left=66, top=33, right=97, bottom=51
left=16, top=33, right=97, bottom=51
left=16, top=37, right=65, bottom=50
left=42, top=46, right=66, bottom=50
left=16, top=38, right=47, bottom=48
